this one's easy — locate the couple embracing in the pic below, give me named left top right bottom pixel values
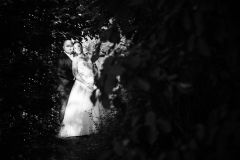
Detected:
left=57, top=39, right=100, bottom=138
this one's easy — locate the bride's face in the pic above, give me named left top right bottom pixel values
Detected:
left=63, top=40, right=73, bottom=54
left=73, top=43, right=82, bottom=55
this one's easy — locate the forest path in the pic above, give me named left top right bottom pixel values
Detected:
left=23, top=134, right=109, bottom=160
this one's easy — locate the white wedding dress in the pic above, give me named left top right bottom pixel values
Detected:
left=58, top=56, right=101, bottom=137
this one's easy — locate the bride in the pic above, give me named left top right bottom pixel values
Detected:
left=58, top=41, right=99, bottom=137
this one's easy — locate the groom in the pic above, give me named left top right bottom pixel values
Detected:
left=57, top=40, right=75, bottom=122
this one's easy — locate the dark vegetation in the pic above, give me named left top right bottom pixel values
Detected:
left=0, top=0, right=240, bottom=159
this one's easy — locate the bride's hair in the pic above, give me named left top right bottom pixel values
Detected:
left=73, top=41, right=84, bottom=55
left=72, top=41, right=84, bottom=78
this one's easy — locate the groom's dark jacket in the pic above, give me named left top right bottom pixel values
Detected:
left=57, top=52, right=74, bottom=100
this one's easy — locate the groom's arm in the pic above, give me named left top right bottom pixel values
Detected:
left=57, top=59, right=66, bottom=80
left=57, top=58, right=70, bottom=93
left=57, top=58, right=73, bottom=82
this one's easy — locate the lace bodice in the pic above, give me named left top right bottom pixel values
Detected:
left=72, top=56, right=94, bottom=88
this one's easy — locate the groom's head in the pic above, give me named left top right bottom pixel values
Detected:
left=63, top=40, right=73, bottom=54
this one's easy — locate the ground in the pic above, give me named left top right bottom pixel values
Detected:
left=3, top=134, right=110, bottom=160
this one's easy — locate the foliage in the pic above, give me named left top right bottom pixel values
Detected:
left=91, top=0, right=240, bottom=160
left=0, top=0, right=107, bottom=157
left=0, top=0, right=240, bottom=160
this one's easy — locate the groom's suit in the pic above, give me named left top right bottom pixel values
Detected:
left=57, top=52, right=74, bottom=121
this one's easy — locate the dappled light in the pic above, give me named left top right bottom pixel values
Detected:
left=1, top=0, right=240, bottom=160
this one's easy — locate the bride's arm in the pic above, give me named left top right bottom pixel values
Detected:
left=72, top=56, right=79, bottom=80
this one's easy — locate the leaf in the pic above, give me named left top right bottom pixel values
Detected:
left=159, top=29, right=167, bottom=45
left=122, top=139, right=130, bottom=146
left=101, top=93, right=110, bottom=109
left=113, top=140, right=124, bottom=156
left=127, top=55, right=141, bottom=69
left=110, top=64, right=125, bottom=76
left=194, top=12, right=204, bottom=36
left=195, top=124, right=205, bottom=141
left=167, top=74, right=178, bottom=81
left=145, top=111, right=156, bottom=126
left=158, top=118, right=172, bottom=133
left=99, top=151, right=112, bottom=160
left=104, top=74, right=116, bottom=95
left=187, top=34, right=196, bottom=52
left=145, top=111, right=158, bottom=144
left=197, top=38, right=211, bottom=57
left=129, top=0, right=145, bottom=6
left=132, top=115, right=140, bottom=127
left=70, top=16, right=77, bottom=20
left=101, top=26, right=120, bottom=43
left=157, top=0, right=166, bottom=10
left=109, top=27, right=120, bottom=43
left=137, top=78, right=150, bottom=91
left=177, top=82, right=192, bottom=94
left=183, top=11, right=191, bottom=31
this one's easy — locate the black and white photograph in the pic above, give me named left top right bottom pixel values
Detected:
left=0, top=0, right=239, bottom=160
